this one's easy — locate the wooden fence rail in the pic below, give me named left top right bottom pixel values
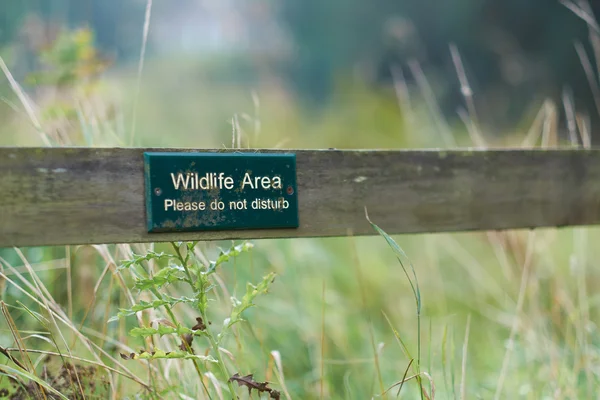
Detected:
left=1, top=147, right=600, bottom=248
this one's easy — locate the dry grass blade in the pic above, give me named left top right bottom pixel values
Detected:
left=382, top=359, right=414, bottom=397
left=1, top=259, right=68, bottom=277
left=349, top=237, right=386, bottom=398
left=562, top=87, right=579, bottom=146
left=577, top=0, right=600, bottom=80
left=493, top=231, right=536, bottom=400
left=574, top=41, right=600, bottom=117
left=396, top=359, right=414, bottom=397
left=420, top=371, right=435, bottom=399
left=441, top=323, right=456, bottom=399
left=235, top=113, right=243, bottom=148
left=367, top=211, right=425, bottom=399
left=0, top=56, right=51, bottom=146
left=205, top=372, right=224, bottom=400
left=573, top=228, right=593, bottom=397
left=65, top=247, right=73, bottom=321
left=320, top=280, right=326, bottom=399
left=439, top=236, right=512, bottom=308
left=540, top=101, right=557, bottom=148
left=1, top=302, right=46, bottom=399
left=391, top=65, right=415, bottom=130
left=270, top=351, right=292, bottom=400
left=0, top=264, right=148, bottom=391
left=79, top=325, right=151, bottom=364
left=408, top=59, right=456, bottom=148
left=251, top=91, right=261, bottom=145
left=0, top=344, right=27, bottom=370
left=450, top=44, right=486, bottom=148
left=575, top=113, right=592, bottom=148
left=3, top=348, right=145, bottom=383
left=560, top=0, right=600, bottom=36
left=130, top=0, right=153, bottom=145
left=457, top=108, right=484, bottom=149
left=0, top=364, right=68, bottom=400
left=384, top=373, right=420, bottom=395
left=383, top=368, right=435, bottom=400
left=93, top=245, right=137, bottom=306
left=521, top=101, right=549, bottom=147
left=486, top=232, right=515, bottom=282
left=460, top=315, right=471, bottom=400
left=76, top=256, right=112, bottom=332
left=397, top=359, right=414, bottom=397
left=100, top=243, right=157, bottom=385
left=14, top=249, right=91, bottom=399
left=0, top=303, right=34, bottom=372
left=0, top=94, right=21, bottom=113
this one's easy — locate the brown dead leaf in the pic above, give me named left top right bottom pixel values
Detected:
left=229, top=373, right=280, bottom=398
left=192, top=317, right=206, bottom=331
left=120, top=352, right=135, bottom=360
left=178, top=333, right=194, bottom=352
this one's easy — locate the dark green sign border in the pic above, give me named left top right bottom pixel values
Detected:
left=144, top=152, right=299, bottom=233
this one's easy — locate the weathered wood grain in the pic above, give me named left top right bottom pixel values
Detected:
left=1, top=147, right=600, bottom=248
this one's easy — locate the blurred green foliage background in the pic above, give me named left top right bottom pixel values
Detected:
left=1, top=0, right=600, bottom=144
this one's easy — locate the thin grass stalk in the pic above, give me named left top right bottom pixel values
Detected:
left=493, top=231, right=536, bottom=400
left=391, top=65, right=415, bottom=131
left=349, top=237, right=386, bottom=398
left=12, top=250, right=87, bottom=398
left=66, top=246, right=73, bottom=321
left=320, top=280, right=326, bottom=399
left=574, top=228, right=592, bottom=398
left=129, top=0, right=153, bottom=146
left=366, top=211, right=424, bottom=399
left=171, top=243, right=236, bottom=398
left=1, top=302, right=47, bottom=399
left=382, top=359, right=414, bottom=396
left=459, top=315, right=471, bottom=400
left=562, top=87, right=579, bottom=146
left=574, top=42, right=600, bottom=118
left=408, top=59, right=456, bottom=148
left=560, top=1, right=600, bottom=35
left=450, top=44, right=486, bottom=148
left=521, top=101, right=548, bottom=147
left=0, top=268, right=148, bottom=390
left=0, top=56, right=51, bottom=146
left=575, top=113, right=592, bottom=148
left=269, top=351, right=292, bottom=400
left=146, top=284, right=213, bottom=399
left=3, top=347, right=142, bottom=382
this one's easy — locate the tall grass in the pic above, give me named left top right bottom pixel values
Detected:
left=2, top=3, right=600, bottom=399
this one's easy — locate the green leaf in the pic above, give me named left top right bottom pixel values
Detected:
left=130, top=325, right=190, bottom=338
left=118, top=251, right=176, bottom=271
left=366, top=209, right=425, bottom=399
left=133, top=265, right=187, bottom=291
left=186, top=242, right=199, bottom=252
left=226, top=272, right=276, bottom=329
left=383, top=311, right=413, bottom=360
left=194, top=273, right=211, bottom=315
left=120, top=349, right=217, bottom=363
left=0, top=364, right=69, bottom=400
left=16, top=301, right=50, bottom=327
left=108, top=296, right=196, bottom=322
left=129, top=323, right=208, bottom=339
left=365, top=209, right=421, bottom=314
left=206, top=242, right=254, bottom=274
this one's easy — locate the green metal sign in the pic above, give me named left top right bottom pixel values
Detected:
left=144, top=152, right=299, bottom=233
